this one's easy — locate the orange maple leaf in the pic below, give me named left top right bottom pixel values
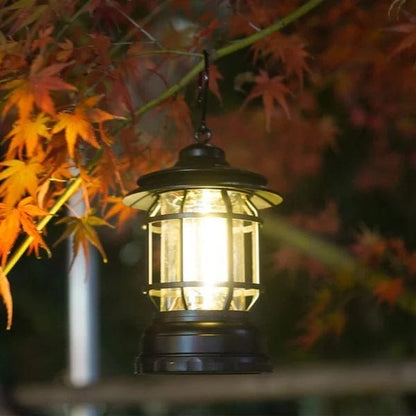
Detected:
left=0, top=197, right=49, bottom=267
left=6, top=113, right=51, bottom=158
left=0, top=158, right=44, bottom=205
left=374, top=277, right=404, bottom=306
left=2, top=55, right=76, bottom=118
left=0, top=268, right=12, bottom=330
left=104, top=196, right=137, bottom=227
left=52, top=96, right=116, bottom=159
left=56, top=39, right=74, bottom=63
left=37, top=161, right=74, bottom=209
left=31, top=26, right=54, bottom=52
left=243, top=70, right=291, bottom=132
left=55, top=211, right=113, bottom=264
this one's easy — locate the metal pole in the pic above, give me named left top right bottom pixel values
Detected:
left=67, top=194, right=99, bottom=416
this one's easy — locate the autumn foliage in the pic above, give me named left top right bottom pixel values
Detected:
left=0, top=0, right=416, bottom=348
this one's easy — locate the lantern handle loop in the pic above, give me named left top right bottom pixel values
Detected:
left=194, top=50, right=212, bottom=144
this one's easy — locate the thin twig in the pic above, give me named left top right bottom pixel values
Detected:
left=55, top=0, right=96, bottom=41
left=127, top=50, right=203, bottom=58
left=108, top=0, right=165, bottom=49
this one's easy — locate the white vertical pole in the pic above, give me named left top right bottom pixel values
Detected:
left=67, top=194, right=99, bottom=416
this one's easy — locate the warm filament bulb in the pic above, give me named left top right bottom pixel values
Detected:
left=182, top=215, right=228, bottom=309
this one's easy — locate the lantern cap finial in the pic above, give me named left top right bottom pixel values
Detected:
left=175, top=143, right=228, bottom=168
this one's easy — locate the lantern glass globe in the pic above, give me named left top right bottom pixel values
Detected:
left=147, top=188, right=261, bottom=312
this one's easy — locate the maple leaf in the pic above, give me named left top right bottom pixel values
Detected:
left=90, top=139, right=126, bottom=201
left=253, top=33, right=312, bottom=87
left=56, top=39, right=74, bottom=63
left=6, top=113, right=51, bottom=158
left=374, top=277, right=404, bottom=306
left=389, top=22, right=416, bottom=56
left=36, top=158, right=73, bottom=209
left=106, top=67, right=135, bottom=116
left=208, top=64, right=223, bottom=103
left=243, top=70, right=291, bottom=132
left=166, top=94, right=193, bottom=142
left=2, top=1, right=48, bottom=35
left=0, top=197, right=49, bottom=267
left=52, top=96, right=116, bottom=159
left=82, top=95, right=117, bottom=123
left=31, top=26, right=54, bottom=52
left=90, top=33, right=111, bottom=67
left=192, top=17, right=221, bottom=49
left=2, top=55, right=76, bottom=118
left=104, top=196, right=136, bottom=227
left=0, top=158, right=43, bottom=205
left=352, top=228, right=387, bottom=265
left=55, top=211, right=113, bottom=264
left=0, top=268, right=12, bottom=330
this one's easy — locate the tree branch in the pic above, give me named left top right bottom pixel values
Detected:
left=263, top=213, right=416, bottom=315
left=3, top=150, right=103, bottom=276
left=134, top=0, right=327, bottom=118
left=3, top=178, right=82, bottom=276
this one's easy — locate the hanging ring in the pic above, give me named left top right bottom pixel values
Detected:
left=194, top=123, right=212, bottom=143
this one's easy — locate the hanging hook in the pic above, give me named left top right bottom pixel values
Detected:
left=194, top=50, right=212, bottom=144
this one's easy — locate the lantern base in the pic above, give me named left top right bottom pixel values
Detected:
left=137, top=310, right=272, bottom=374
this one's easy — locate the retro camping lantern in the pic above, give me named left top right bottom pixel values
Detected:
left=123, top=52, right=282, bottom=374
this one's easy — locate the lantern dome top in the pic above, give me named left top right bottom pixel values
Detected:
left=123, top=143, right=283, bottom=210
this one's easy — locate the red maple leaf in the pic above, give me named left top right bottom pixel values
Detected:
left=374, top=277, right=404, bottom=306
left=209, top=64, right=224, bottom=103
left=166, top=94, right=193, bottom=143
left=243, top=70, right=291, bottom=132
left=253, top=33, right=312, bottom=87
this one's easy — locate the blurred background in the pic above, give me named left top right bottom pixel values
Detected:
left=1, top=0, right=416, bottom=415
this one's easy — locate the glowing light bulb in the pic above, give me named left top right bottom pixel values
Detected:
left=182, top=214, right=228, bottom=309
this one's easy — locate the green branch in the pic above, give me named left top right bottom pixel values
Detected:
left=3, top=177, right=83, bottom=276
left=3, top=150, right=103, bottom=276
left=263, top=213, right=416, bottom=315
left=134, top=0, right=327, bottom=118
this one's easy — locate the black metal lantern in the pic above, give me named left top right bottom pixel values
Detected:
left=123, top=52, right=282, bottom=374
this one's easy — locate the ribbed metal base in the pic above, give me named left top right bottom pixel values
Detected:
left=137, top=311, right=271, bottom=374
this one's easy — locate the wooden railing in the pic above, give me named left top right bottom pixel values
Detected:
left=9, top=360, right=416, bottom=408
